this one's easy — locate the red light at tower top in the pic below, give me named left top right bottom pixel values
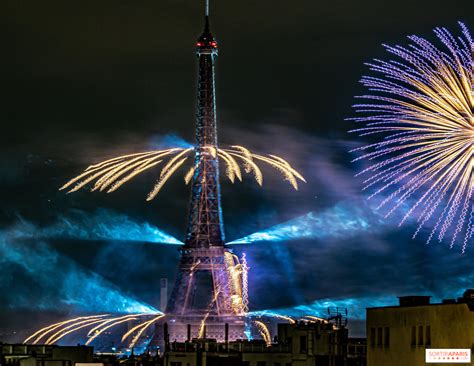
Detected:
left=195, top=22, right=218, bottom=54
left=195, top=1, right=218, bottom=55
left=195, top=40, right=217, bottom=48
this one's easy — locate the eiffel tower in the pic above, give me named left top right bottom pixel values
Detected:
left=164, top=0, right=246, bottom=341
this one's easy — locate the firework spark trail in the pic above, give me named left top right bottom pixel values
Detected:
left=402, top=149, right=469, bottom=227
left=254, top=321, right=272, bottom=346
left=218, top=152, right=236, bottom=183
left=198, top=289, right=222, bottom=338
left=160, top=148, right=193, bottom=178
left=184, top=166, right=196, bottom=184
left=45, top=318, right=108, bottom=345
left=25, top=313, right=165, bottom=347
left=217, top=150, right=242, bottom=183
left=96, top=159, right=151, bottom=192
left=92, top=157, right=149, bottom=192
left=146, top=157, right=189, bottom=201
left=225, top=151, right=263, bottom=186
left=85, top=316, right=139, bottom=346
left=241, top=253, right=250, bottom=313
left=121, top=318, right=152, bottom=342
left=228, top=145, right=259, bottom=176
left=248, top=154, right=302, bottom=190
left=85, top=151, right=167, bottom=171
left=60, top=146, right=305, bottom=200
left=24, top=315, right=108, bottom=344
left=107, top=160, right=163, bottom=193
left=37, top=318, right=106, bottom=345
left=349, top=22, right=473, bottom=249
left=126, top=314, right=165, bottom=349
left=252, top=312, right=296, bottom=324
left=268, top=154, right=307, bottom=182
left=305, top=316, right=330, bottom=324
left=224, top=252, right=247, bottom=314
left=121, top=313, right=165, bottom=342
left=198, top=313, right=209, bottom=339
left=87, top=314, right=138, bottom=337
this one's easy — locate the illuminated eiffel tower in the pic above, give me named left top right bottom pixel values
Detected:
left=164, top=0, right=246, bottom=341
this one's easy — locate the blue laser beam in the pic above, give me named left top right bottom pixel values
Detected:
left=0, top=228, right=159, bottom=313
left=15, top=209, right=183, bottom=244
left=228, top=200, right=383, bottom=244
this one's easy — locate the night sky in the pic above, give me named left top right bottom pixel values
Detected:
left=0, top=0, right=472, bottom=339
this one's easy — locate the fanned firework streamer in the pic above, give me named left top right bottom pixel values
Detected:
left=349, top=22, right=473, bottom=250
left=60, top=146, right=304, bottom=200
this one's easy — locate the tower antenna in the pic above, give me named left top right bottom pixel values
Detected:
left=204, top=0, right=210, bottom=32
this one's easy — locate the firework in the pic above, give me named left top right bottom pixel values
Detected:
left=125, top=314, right=165, bottom=349
left=85, top=315, right=139, bottom=346
left=25, top=310, right=328, bottom=347
left=60, top=145, right=305, bottom=200
left=224, top=252, right=245, bottom=314
left=24, top=315, right=108, bottom=345
left=254, top=321, right=272, bottom=346
left=305, top=315, right=330, bottom=324
left=24, top=313, right=164, bottom=347
left=241, top=253, right=250, bottom=313
left=349, top=22, right=473, bottom=251
left=198, top=289, right=222, bottom=338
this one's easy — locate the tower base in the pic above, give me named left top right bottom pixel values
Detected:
left=167, top=247, right=243, bottom=316
left=167, top=314, right=246, bottom=342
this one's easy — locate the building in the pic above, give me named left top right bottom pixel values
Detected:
left=367, top=289, right=474, bottom=366
left=345, top=339, right=366, bottom=366
left=0, top=344, right=93, bottom=366
left=163, top=321, right=352, bottom=366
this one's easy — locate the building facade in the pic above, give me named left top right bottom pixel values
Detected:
left=164, top=321, right=353, bottom=366
left=0, top=344, right=93, bottom=366
left=367, top=290, right=474, bottom=366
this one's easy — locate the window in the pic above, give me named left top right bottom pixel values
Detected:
left=377, top=327, right=383, bottom=346
left=370, top=327, right=376, bottom=347
left=300, top=335, right=307, bottom=353
left=411, top=326, right=416, bottom=346
left=426, top=326, right=431, bottom=346
left=384, top=327, right=390, bottom=347
left=418, top=325, right=424, bottom=346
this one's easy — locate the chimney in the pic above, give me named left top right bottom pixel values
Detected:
left=160, top=278, right=168, bottom=312
left=398, top=296, right=431, bottom=307
left=164, top=322, right=170, bottom=351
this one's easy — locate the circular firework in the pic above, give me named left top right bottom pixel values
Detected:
left=349, top=22, right=473, bottom=251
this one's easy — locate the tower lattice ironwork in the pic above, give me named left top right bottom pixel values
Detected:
left=166, top=2, right=244, bottom=323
